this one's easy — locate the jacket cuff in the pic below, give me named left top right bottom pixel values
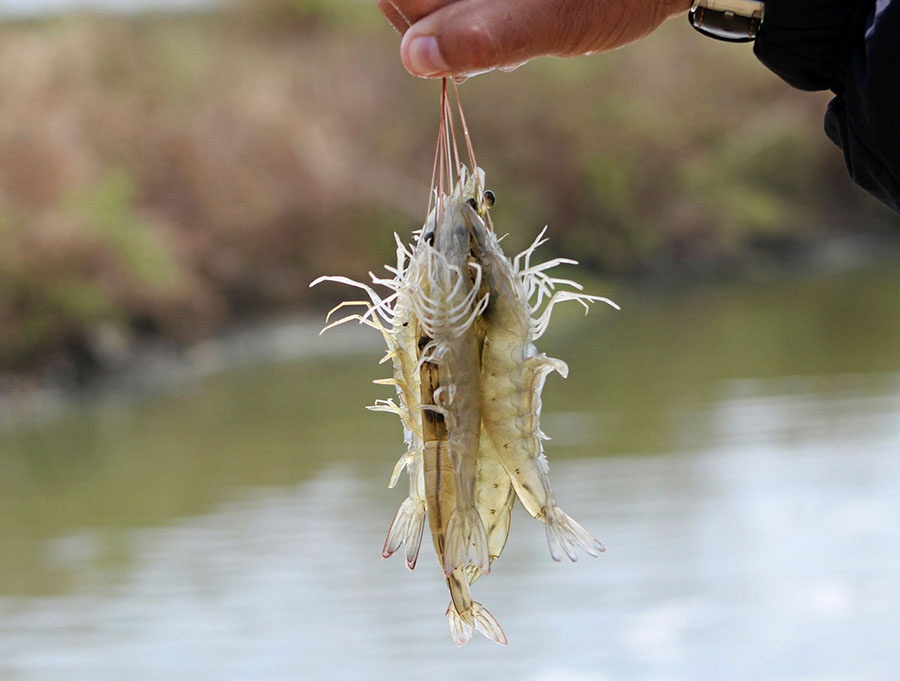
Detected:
left=753, top=0, right=873, bottom=93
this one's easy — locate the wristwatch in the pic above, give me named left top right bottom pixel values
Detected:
left=689, top=0, right=765, bottom=42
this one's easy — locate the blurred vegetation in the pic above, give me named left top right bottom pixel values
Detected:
left=4, top=259, right=900, bottom=593
left=0, top=0, right=895, bottom=378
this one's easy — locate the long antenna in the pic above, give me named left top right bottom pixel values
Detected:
left=426, top=78, right=483, bottom=227
left=451, top=79, right=478, bottom=172
left=426, top=82, right=446, bottom=222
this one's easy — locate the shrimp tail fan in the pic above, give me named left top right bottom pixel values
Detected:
left=544, top=505, right=606, bottom=562
left=382, top=496, right=426, bottom=570
left=443, top=507, right=490, bottom=576
left=446, top=601, right=507, bottom=646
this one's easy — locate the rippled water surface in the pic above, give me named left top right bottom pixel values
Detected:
left=2, top=261, right=899, bottom=681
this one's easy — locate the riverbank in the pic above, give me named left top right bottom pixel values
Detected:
left=0, top=2, right=896, bottom=383
left=3, top=229, right=898, bottom=437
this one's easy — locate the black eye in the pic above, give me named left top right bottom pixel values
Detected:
left=465, top=198, right=478, bottom=210
left=423, top=231, right=434, bottom=246
left=483, top=190, right=495, bottom=207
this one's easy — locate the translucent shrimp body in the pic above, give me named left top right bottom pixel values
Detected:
left=466, top=169, right=619, bottom=561
left=311, top=237, right=427, bottom=571
left=414, top=189, right=505, bottom=645
left=412, top=192, right=491, bottom=577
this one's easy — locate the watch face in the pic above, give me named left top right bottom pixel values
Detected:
left=689, top=0, right=764, bottom=42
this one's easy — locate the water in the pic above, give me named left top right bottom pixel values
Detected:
left=1, top=260, right=899, bottom=681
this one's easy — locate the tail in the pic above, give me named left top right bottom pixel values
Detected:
left=382, top=496, right=426, bottom=570
left=443, top=507, right=490, bottom=576
left=446, top=601, right=507, bottom=647
left=544, top=505, right=605, bottom=562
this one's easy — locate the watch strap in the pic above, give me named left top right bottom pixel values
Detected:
left=689, top=0, right=765, bottom=42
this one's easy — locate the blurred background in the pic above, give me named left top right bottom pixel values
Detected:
left=0, top=1, right=898, bottom=680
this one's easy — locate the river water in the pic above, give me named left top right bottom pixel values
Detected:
left=1, top=258, right=899, bottom=680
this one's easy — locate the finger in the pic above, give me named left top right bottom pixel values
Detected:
left=384, top=0, right=457, bottom=27
left=400, top=0, right=585, bottom=78
left=378, top=0, right=411, bottom=34
left=400, top=0, right=685, bottom=78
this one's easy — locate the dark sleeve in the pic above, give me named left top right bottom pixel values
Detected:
left=754, top=0, right=900, bottom=214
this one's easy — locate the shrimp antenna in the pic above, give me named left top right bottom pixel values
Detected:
left=427, top=78, right=466, bottom=223
left=427, top=80, right=447, bottom=221
left=428, top=78, right=480, bottom=208
left=445, top=80, right=461, bottom=189
left=451, top=79, right=478, bottom=174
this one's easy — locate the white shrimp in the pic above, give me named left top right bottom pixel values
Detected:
left=419, top=246, right=506, bottom=646
left=411, top=189, right=491, bottom=576
left=465, top=167, right=619, bottom=562
left=311, top=237, right=427, bottom=570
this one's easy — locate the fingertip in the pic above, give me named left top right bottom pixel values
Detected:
left=401, top=31, right=450, bottom=78
left=401, top=2, right=526, bottom=80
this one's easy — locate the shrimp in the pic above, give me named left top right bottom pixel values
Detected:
left=464, top=167, right=619, bottom=562
left=311, top=236, right=427, bottom=570
left=412, top=191, right=491, bottom=576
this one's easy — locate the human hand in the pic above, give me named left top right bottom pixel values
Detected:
left=379, top=0, right=694, bottom=78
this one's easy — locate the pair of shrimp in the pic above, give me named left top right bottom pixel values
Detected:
left=312, top=176, right=506, bottom=645
left=311, top=82, right=616, bottom=646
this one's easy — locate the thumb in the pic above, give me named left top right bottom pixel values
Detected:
left=400, top=0, right=688, bottom=78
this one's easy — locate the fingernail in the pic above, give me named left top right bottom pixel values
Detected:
left=402, top=34, right=449, bottom=77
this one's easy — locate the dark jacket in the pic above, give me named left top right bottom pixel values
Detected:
left=755, top=0, right=900, bottom=214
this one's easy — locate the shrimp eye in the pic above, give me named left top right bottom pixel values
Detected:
left=423, top=231, right=434, bottom=246
left=483, top=190, right=495, bottom=208
left=465, top=198, right=478, bottom=211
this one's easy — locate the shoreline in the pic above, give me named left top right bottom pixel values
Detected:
left=2, top=230, right=898, bottom=432
left=0, top=314, right=379, bottom=432
left=1, top=6, right=898, bottom=424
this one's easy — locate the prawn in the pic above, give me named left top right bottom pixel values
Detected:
left=464, top=167, right=619, bottom=562
left=412, top=187, right=491, bottom=577
left=311, top=236, right=427, bottom=571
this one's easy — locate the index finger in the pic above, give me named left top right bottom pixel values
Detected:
left=379, top=0, right=411, bottom=33
left=379, top=0, right=458, bottom=30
